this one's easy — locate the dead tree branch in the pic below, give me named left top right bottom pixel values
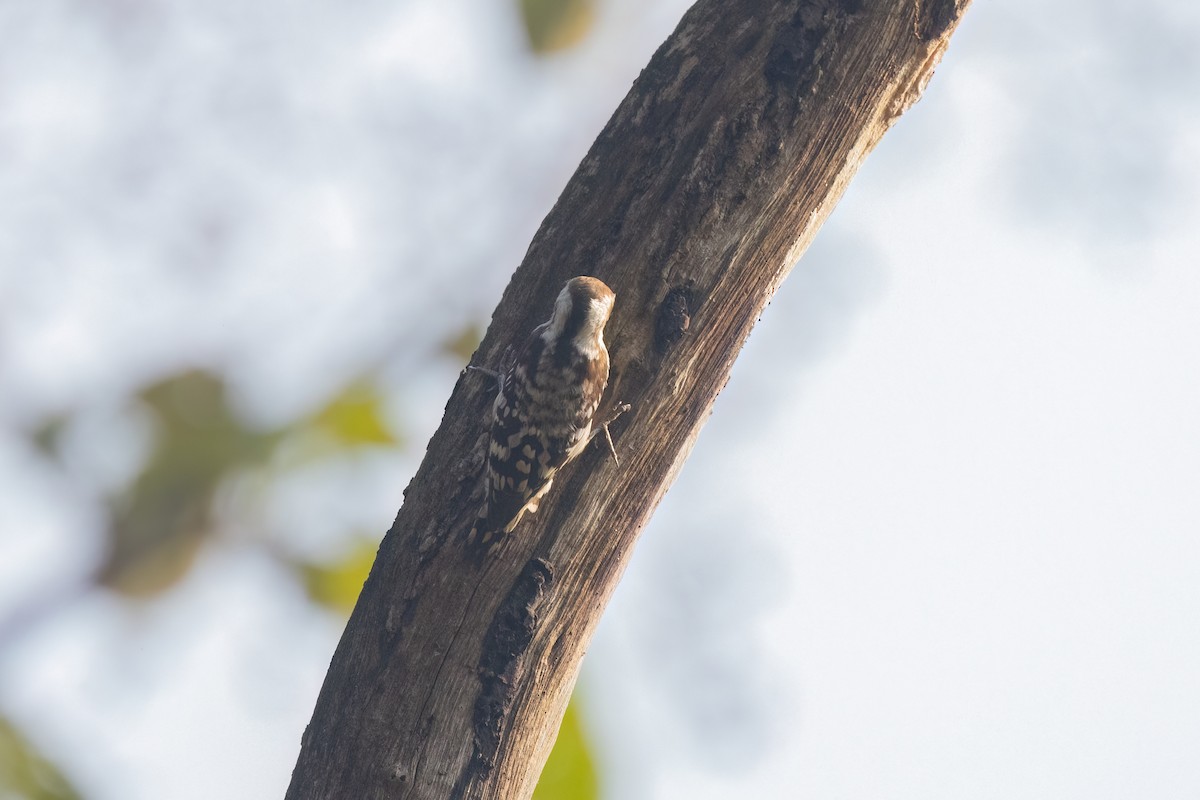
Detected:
left=286, top=0, right=971, bottom=797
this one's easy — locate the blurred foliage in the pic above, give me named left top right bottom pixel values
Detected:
left=519, top=0, right=596, bottom=54
left=30, top=414, right=69, bottom=458
left=99, top=371, right=284, bottom=597
left=308, top=381, right=401, bottom=449
left=293, top=535, right=380, bottom=616
left=533, top=701, right=599, bottom=800
left=22, top=369, right=405, bottom=601
left=440, top=322, right=484, bottom=365
left=0, top=716, right=82, bottom=800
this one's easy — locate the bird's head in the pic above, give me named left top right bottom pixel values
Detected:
left=545, top=276, right=615, bottom=353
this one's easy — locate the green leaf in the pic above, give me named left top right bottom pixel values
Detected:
left=310, top=381, right=399, bottom=447
left=519, top=0, right=595, bottom=54
left=533, top=698, right=599, bottom=800
left=292, top=536, right=379, bottom=616
left=0, top=715, right=83, bottom=800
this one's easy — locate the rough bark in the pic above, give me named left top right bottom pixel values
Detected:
left=286, top=0, right=971, bottom=797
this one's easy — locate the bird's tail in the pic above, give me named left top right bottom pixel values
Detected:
left=467, top=502, right=525, bottom=550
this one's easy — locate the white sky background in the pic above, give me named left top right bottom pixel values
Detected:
left=2, top=1, right=1199, bottom=799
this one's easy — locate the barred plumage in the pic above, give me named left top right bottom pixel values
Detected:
left=469, top=276, right=616, bottom=546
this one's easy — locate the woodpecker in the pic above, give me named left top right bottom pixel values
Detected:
left=469, top=276, right=617, bottom=547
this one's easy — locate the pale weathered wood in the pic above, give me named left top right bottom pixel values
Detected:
left=286, top=1, right=971, bottom=797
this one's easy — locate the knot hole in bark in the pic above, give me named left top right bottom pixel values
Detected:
left=654, top=284, right=696, bottom=354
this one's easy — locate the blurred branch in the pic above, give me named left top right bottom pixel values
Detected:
left=286, top=1, right=971, bottom=798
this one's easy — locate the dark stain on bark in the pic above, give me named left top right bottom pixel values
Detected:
left=655, top=285, right=695, bottom=354
left=763, top=0, right=864, bottom=123
left=915, top=0, right=959, bottom=41
left=460, top=557, right=555, bottom=789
